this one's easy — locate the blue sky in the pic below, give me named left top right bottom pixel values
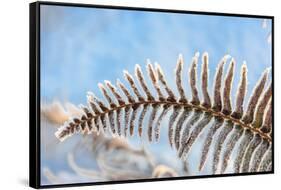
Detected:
left=40, top=5, right=272, bottom=105
left=40, top=4, right=272, bottom=185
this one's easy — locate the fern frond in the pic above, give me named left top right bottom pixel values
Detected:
left=168, top=106, right=182, bottom=147
left=233, top=129, right=254, bottom=173
left=231, top=63, right=247, bottom=119
left=212, top=55, right=229, bottom=111
left=260, top=98, right=272, bottom=134
left=220, top=125, right=243, bottom=173
left=155, top=63, right=176, bottom=101
left=212, top=120, right=234, bottom=174
left=178, top=110, right=203, bottom=153
left=222, top=58, right=235, bottom=115
left=240, top=134, right=262, bottom=172
left=174, top=107, right=192, bottom=150
left=54, top=52, right=272, bottom=175
left=199, top=117, right=223, bottom=171
left=138, top=105, right=148, bottom=137
left=135, top=64, right=155, bottom=101
left=175, top=54, right=188, bottom=103
left=189, top=53, right=200, bottom=105
left=179, top=112, right=212, bottom=159
left=148, top=104, right=160, bottom=141
left=146, top=61, right=165, bottom=101
left=249, top=139, right=270, bottom=172
left=201, top=52, right=212, bottom=108
left=242, top=68, right=269, bottom=124
left=258, top=143, right=272, bottom=172
left=154, top=104, right=172, bottom=141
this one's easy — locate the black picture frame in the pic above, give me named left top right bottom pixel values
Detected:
left=29, top=1, right=274, bottom=189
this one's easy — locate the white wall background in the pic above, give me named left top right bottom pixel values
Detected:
left=0, top=0, right=279, bottom=189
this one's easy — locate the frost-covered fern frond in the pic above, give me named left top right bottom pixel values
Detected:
left=54, top=52, right=272, bottom=174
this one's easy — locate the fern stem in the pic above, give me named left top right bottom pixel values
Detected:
left=79, top=100, right=271, bottom=142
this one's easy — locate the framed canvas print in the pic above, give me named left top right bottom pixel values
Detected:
left=29, top=1, right=274, bottom=188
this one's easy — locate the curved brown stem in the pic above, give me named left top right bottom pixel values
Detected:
left=75, top=100, right=271, bottom=143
